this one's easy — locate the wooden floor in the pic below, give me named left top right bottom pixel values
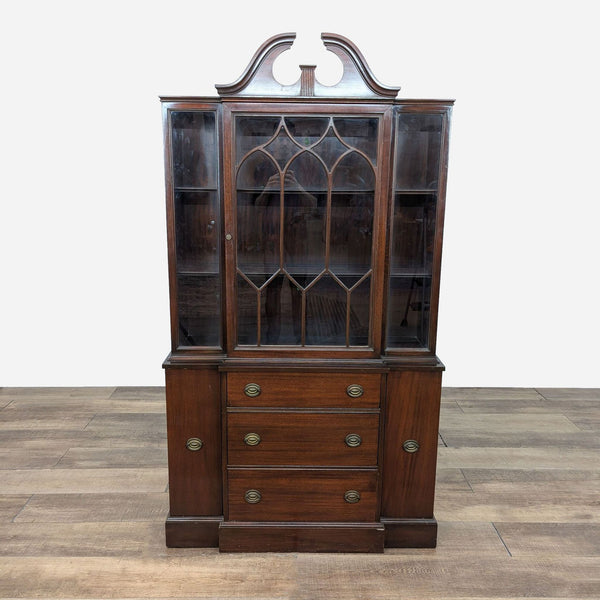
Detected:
left=1, top=386, right=599, bottom=599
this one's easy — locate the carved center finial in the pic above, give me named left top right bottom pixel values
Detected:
left=300, top=65, right=316, bottom=96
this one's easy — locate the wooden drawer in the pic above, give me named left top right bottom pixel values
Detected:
left=227, top=372, right=381, bottom=408
left=227, top=468, right=378, bottom=522
left=227, top=411, right=379, bottom=466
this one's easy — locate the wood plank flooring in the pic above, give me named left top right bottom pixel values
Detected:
left=0, top=386, right=599, bottom=599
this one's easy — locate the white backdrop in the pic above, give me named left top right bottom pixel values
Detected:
left=1, top=0, right=598, bottom=387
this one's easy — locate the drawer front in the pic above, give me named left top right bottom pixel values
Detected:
left=227, top=372, right=381, bottom=408
left=227, top=469, right=378, bottom=522
left=227, top=412, right=379, bottom=466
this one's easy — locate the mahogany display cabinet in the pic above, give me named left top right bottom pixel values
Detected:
left=161, top=33, right=453, bottom=552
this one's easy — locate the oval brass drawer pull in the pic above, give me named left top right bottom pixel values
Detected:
left=244, top=489, right=262, bottom=504
left=244, top=432, right=261, bottom=446
left=185, top=437, right=203, bottom=451
left=403, top=439, right=420, bottom=453
left=244, top=383, right=261, bottom=397
left=345, top=433, right=362, bottom=447
left=346, top=384, right=364, bottom=398
left=344, top=490, right=361, bottom=504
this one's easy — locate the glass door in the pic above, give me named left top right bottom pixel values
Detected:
left=170, top=110, right=221, bottom=348
left=387, top=112, right=443, bottom=350
left=232, top=113, right=380, bottom=348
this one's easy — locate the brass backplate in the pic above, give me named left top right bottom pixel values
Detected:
left=244, top=383, right=261, bottom=397
left=185, top=437, right=203, bottom=451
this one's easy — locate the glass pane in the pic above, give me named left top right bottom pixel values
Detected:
left=305, top=275, right=347, bottom=346
left=172, top=111, right=221, bottom=348
left=237, top=152, right=279, bottom=276
left=332, top=151, right=375, bottom=191
left=334, top=118, right=378, bottom=164
left=237, top=275, right=259, bottom=346
left=233, top=113, right=379, bottom=349
left=312, top=126, right=349, bottom=170
left=348, top=276, right=371, bottom=346
left=330, top=153, right=374, bottom=276
left=235, top=116, right=280, bottom=161
left=284, top=153, right=327, bottom=280
left=177, top=275, right=220, bottom=346
left=264, top=126, right=302, bottom=169
left=172, top=112, right=217, bottom=188
left=390, top=193, right=436, bottom=275
left=286, top=117, right=329, bottom=147
left=175, top=191, right=219, bottom=273
left=395, top=113, right=442, bottom=190
left=386, top=276, right=431, bottom=348
left=261, top=274, right=302, bottom=345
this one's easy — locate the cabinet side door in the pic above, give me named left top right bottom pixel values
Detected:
left=381, top=370, right=442, bottom=517
left=165, top=367, right=222, bottom=516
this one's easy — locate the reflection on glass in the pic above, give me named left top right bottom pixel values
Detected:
left=390, top=193, right=436, bottom=275
left=330, top=153, right=374, bottom=276
left=387, top=276, right=431, bottom=348
left=236, top=117, right=279, bottom=161
left=284, top=154, right=326, bottom=278
left=177, top=275, right=220, bottom=346
left=175, top=191, right=219, bottom=273
left=237, top=275, right=258, bottom=346
left=306, top=275, right=347, bottom=346
left=172, top=112, right=217, bottom=189
left=334, top=118, right=378, bottom=164
left=395, top=114, right=442, bottom=190
left=348, top=276, right=371, bottom=346
left=286, top=117, right=329, bottom=146
left=172, top=111, right=220, bottom=347
left=237, top=152, right=279, bottom=276
left=261, top=274, right=302, bottom=345
left=264, top=127, right=302, bottom=168
left=234, top=114, right=379, bottom=348
left=312, top=127, right=349, bottom=169
left=387, top=112, right=441, bottom=349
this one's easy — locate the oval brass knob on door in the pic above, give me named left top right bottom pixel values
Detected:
left=244, top=489, right=262, bottom=504
left=244, top=383, right=261, bottom=397
left=345, top=433, right=362, bottom=447
left=185, top=437, right=203, bottom=451
left=244, top=432, right=261, bottom=446
left=344, top=490, right=361, bottom=504
left=346, top=384, right=364, bottom=398
left=403, top=439, right=420, bottom=453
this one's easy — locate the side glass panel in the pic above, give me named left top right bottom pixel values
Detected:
left=387, top=113, right=442, bottom=349
left=234, top=114, right=379, bottom=347
left=171, top=111, right=221, bottom=347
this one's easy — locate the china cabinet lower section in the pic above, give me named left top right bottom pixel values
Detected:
left=164, top=360, right=442, bottom=552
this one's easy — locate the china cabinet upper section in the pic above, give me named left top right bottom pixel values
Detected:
left=161, top=33, right=452, bottom=359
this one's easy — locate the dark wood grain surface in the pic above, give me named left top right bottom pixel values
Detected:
left=227, top=411, right=379, bottom=466
left=226, top=468, right=378, bottom=521
left=165, top=369, right=221, bottom=516
left=226, top=371, right=381, bottom=408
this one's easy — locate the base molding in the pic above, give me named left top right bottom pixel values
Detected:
left=165, top=516, right=437, bottom=551
left=165, top=515, right=222, bottom=547
left=219, top=521, right=385, bottom=553
left=381, top=517, right=438, bottom=548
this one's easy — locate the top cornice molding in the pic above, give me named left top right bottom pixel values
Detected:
left=215, top=33, right=400, bottom=99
